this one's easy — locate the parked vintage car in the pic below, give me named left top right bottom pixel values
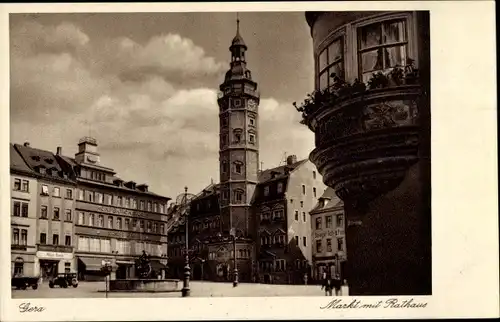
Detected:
left=11, top=276, right=40, bottom=290
left=49, top=273, right=78, bottom=288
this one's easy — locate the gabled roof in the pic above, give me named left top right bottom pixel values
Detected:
left=257, top=159, right=307, bottom=184
left=310, top=187, right=344, bottom=213
left=10, top=144, right=33, bottom=174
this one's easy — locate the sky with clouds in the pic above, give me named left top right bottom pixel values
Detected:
left=10, top=12, right=315, bottom=199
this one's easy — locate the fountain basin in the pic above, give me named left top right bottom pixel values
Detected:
left=109, top=279, right=181, bottom=292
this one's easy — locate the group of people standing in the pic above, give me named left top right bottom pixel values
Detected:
left=321, top=272, right=344, bottom=296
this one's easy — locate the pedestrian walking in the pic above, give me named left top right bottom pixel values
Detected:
left=333, top=274, right=342, bottom=296
left=321, top=274, right=333, bottom=296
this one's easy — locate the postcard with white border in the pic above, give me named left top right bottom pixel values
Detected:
left=0, top=1, right=498, bottom=321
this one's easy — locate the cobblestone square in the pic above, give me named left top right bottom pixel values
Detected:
left=12, top=281, right=348, bottom=298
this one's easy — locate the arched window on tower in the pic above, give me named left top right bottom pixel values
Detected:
left=233, top=129, right=243, bottom=143
left=222, top=161, right=228, bottom=173
left=248, top=129, right=256, bottom=144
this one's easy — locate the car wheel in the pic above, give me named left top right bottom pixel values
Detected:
left=73, top=284, right=78, bottom=288
left=21, top=285, right=27, bottom=290
left=49, top=282, right=54, bottom=288
left=32, top=284, right=38, bottom=290
left=62, top=282, right=68, bottom=288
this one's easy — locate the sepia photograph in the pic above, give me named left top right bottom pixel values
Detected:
left=1, top=1, right=498, bottom=321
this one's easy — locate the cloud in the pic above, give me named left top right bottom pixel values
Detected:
left=99, top=34, right=226, bottom=85
left=9, top=19, right=314, bottom=198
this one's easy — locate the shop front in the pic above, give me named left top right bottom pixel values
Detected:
left=36, top=251, right=75, bottom=283
left=78, top=256, right=116, bottom=281
left=115, top=259, right=135, bottom=279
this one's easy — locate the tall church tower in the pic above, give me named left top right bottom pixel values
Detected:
left=218, top=17, right=260, bottom=238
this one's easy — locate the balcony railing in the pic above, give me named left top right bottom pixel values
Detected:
left=37, top=244, right=73, bottom=253
left=11, top=244, right=27, bottom=251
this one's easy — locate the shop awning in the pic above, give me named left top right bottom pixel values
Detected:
left=150, top=260, right=166, bottom=271
left=78, top=257, right=114, bottom=271
left=116, top=260, right=135, bottom=265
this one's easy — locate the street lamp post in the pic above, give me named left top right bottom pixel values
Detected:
left=181, top=187, right=191, bottom=297
left=231, top=229, right=238, bottom=287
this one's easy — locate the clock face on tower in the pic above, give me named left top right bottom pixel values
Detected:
left=247, top=99, right=257, bottom=110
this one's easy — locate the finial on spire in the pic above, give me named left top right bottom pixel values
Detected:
left=236, top=12, right=240, bottom=34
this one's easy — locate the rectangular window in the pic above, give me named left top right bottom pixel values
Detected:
left=140, top=220, right=145, bottom=229
left=235, top=163, right=242, bottom=174
left=316, top=240, right=323, bottom=253
left=66, top=189, right=73, bottom=199
left=12, top=228, right=19, bottom=245
left=313, top=187, right=317, bottom=198
left=98, top=215, right=104, bottom=227
left=249, top=134, right=255, bottom=143
left=300, top=201, right=304, bottom=208
left=78, top=212, right=84, bottom=225
left=89, top=214, right=95, bottom=227
left=337, top=238, right=344, bottom=251
left=295, top=236, right=299, bottom=245
left=78, top=189, right=84, bottom=200
left=52, top=234, right=59, bottom=245
left=294, top=210, right=299, bottom=221
left=65, top=235, right=71, bottom=246
left=303, top=212, right=306, bottom=222
left=41, top=185, right=49, bottom=196
left=326, top=215, right=333, bottom=229
left=108, top=217, right=113, bottom=229
left=125, top=197, right=130, bottom=208
left=86, top=191, right=93, bottom=202
left=318, top=37, right=344, bottom=90
left=14, top=178, right=21, bottom=190
left=13, top=202, right=21, bottom=217
left=53, top=207, right=60, bottom=220
left=132, top=199, right=137, bottom=209
left=147, top=202, right=152, bottom=212
left=264, top=186, right=269, bottom=196
left=125, top=218, right=130, bottom=230
left=154, top=222, right=158, bottom=233
left=159, top=204, right=164, bottom=214
left=358, top=19, right=408, bottom=82
left=21, top=229, right=27, bottom=245
left=313, top=171, right=316, bottom=180
left=53, top=187, right=60, bottom=197
left=20, top=203, right=27, bottom=218
left=302, top=185, right=306, bottom=195
left=117, top=218, right=122, bottom=230
left=327, top=238, right=332, bottom=252
left=139, top=200, right=144, bottom=210
left=337, top=214, right=344, bottom=228
left=153, top=203, right=158, bottom=213
left=78, top=236, right=89, bottom=251
left=117, top=196, right=123, bottom=207
left=161, top=224, right=165, bottom=234
left=316, top=217, right=322, bottom=230
left=40, top=206, right=48, bottom=219
left=64, top=262, right=70, bottom=273
left=101, top=239, right=111, bottom=253
left=96, top=192, right=103, bottom=204
left=40, top=233, right=47, bottom=245
left=277, top=182, right=283, bottom=193
left=21, top=180, right=29, bottom=192
left=65, top=209, right=72, bottom=221
left=303, top=236, right=307, bottom=247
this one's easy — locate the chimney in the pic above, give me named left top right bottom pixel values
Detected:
left=286, top=155, right=297, bottom=165
left=56, top=147, right=62, bottom=155
left=24, top=142, right=30, bottom=147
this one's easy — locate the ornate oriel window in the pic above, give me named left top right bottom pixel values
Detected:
left=318, top=37, right=344, bottom=90
left=358, top=19, right=408, bottom=82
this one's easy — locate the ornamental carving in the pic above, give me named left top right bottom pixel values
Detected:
left=304, top=85, right=423, bottom=210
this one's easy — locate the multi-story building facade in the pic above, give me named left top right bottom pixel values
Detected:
left=253, top=155, right=326, bottom=284
left=300, top=11, right=431, bottom=294
left=10, top=144, right=39, bottom=277
left=57, top=137, right=171, bottom=281
left=309, top=188, right=346, bottom=282
left=13, top=143, right=77, bottom=282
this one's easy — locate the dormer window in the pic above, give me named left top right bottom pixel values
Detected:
left=45, top=158, right=53, bottom=164
left=277, top=182, right=283, bottom=194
